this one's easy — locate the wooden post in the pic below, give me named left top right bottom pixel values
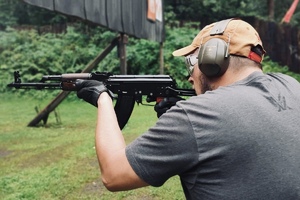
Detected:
left=118, top=33, right=128, bottom=75
left=27, top=36, right=119, bottom=127
left=159, top=42, right=164, bottom=74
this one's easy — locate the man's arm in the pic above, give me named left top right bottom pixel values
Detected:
left=75, top=80, right=148, bottom=191
left=95, top=92, right=149, bottom=191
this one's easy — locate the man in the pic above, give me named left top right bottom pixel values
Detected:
left=76, top=19, right=300, bottom=199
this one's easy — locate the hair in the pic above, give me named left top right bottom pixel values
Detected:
left=229, top=55, right=263, bottom=72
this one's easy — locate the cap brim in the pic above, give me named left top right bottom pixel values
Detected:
left=172, top=45, right=198, bottom=57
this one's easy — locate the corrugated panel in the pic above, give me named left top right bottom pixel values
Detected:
left=140, top=0, right=150, bottom=40
left=106, top=0, right=123, bottom=32
left=131, top=0, right=143, bottom=39
left=121, top=0, right=134, bottom=35
left=143, top=0, right=157, bottom=42
left=22, top=0, right=165, bottom=42
left=54, top=0, right=86, bottom=19
left=85, top=0, right=107, bottom=27
left=23, top=0, right=54, bottom=10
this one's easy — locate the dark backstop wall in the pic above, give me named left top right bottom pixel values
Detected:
left=23, top=0, right=165, bottom=43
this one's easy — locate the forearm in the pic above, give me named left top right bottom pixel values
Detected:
left=76, top=80, right=147, bottom=190
left=95, top=92, right=149, bottom=191
left=95, top=93, right=126, bottom=180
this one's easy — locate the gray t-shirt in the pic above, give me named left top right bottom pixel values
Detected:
left=126, top=71, right=300, bottom=200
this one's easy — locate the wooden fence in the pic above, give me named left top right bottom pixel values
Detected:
left=247, top=17, right=300, bottom=73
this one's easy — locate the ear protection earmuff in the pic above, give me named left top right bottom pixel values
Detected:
left=198, top=38, right=229, bottom=77
left=198, top=18, right=233, bottom=77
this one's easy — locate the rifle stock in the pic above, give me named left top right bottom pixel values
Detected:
left=7, top=71, right=196, bottom=129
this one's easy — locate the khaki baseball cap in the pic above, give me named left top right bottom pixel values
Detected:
left=172, top=19, right=266, bottom=62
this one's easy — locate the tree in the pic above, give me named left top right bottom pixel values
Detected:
left=268, top=0, right=275, bottom=20
left=0, top=0, right=67, bottom=29
left=0, top=0, right=18, bottom=29
left=163, top=0, right=299, bottom=27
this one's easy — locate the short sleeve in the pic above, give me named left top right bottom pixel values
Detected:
left=125, top=104, right=199, bottom=186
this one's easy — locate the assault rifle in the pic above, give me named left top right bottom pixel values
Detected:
left=7, top=71, right=196, bottom=129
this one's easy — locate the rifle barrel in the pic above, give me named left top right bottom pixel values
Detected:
left=7, top=82, right=61, bottom=89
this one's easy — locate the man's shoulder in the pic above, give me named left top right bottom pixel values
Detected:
left=267, top=72, right=299, bottom=83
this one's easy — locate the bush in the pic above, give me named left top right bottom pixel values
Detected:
left=2, top=25, right=299, bottom=100
left=0, top=26, right=118, bottom=98
left=262, top=56, right=300, bottom=82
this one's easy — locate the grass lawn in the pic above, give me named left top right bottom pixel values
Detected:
left=0, top=92, right=184, bottom=200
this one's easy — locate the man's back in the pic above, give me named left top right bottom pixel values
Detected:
left=180, top=71, right=300, bottom=199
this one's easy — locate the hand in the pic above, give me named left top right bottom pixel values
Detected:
left=75, top=79, right=110, bottom=107
left=154, top=96, right=184, bottom=118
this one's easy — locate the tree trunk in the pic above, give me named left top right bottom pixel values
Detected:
left=268, top=0, right=275, bottom=21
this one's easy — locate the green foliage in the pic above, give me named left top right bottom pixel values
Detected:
left=0, top=23, right=196, bottom=99
left=163, top=26, right=199, bottom=88
left=164, top=0, right=265, bottom=25
left=0, top=26, right=119, bottom=97
left=0, top=0, right=18, bottom=29
left=164, top=0, right=299, bottom=26
left=202, top=0, right=268, bottom=19
left=1, top=0, right=299, bottom=29
left=262, top=57, right=300, bottom=82
left=0, top=0, right=67, bottom=29
left=127, top=38, right=160, bottom=74
left=2, top=23, right=300, bottom=100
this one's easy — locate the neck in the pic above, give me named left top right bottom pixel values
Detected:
left=209, top=67, right=262, bottom=90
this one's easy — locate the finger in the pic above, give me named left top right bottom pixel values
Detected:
left=168, top=96, right=184, bottom=102
left=155, top=98, right=170, bottom=109
left=75, top=79, right=85, bottom=90
left=154, top=105, right=169, bottom=114
left=77, top=88, right=87, bottom=99
left=75, top=79, right=102, bottom=89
